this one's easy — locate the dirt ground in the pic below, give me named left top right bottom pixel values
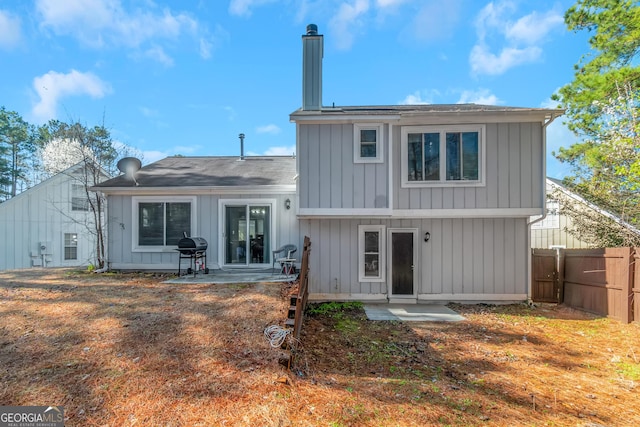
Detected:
left=1, top=268, right=639, bottom=426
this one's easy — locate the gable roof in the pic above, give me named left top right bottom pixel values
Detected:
left=546, top=177, right=640, bottom=237
left=92, top=156, right=297, bottom=193
left=1, top=161, right=108, bottom=208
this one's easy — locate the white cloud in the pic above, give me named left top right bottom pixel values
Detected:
left=139, top=106, right=158, bottom=118
left=376, top=0, right=409, bottom=7
left=223, top=106, right=237, bottom=121
left=408, top=1, right=461, bottom=42
left=35, top=0, right=216, bottom=62
left=470, top=1, right=563, bottom=76
left=142, top=46, right=174, bottom=67
left=328, top=0, right=370, bottom=50
left=264, top=145, right=296, bottom=156
left=256, top=124, right=281, bottom=135
left=457, top=89, right=501, bottom=105
left=0, top=10, right=22, bottom=49
left=141, top=150, right=167, bottom=164
left=400, top=90, right=440, bottom=105
left=32, top=69, right=111, bottom=122
left=228, top=0, right=279, bottom=17
left=470, top=44, right=541, bottom=75
left=506, top=10, right=564, bottom=45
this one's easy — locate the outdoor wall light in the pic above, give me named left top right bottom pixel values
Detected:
left=285, top=198, right=291, bottom=210
left=424, top=232, right=431, bottom=242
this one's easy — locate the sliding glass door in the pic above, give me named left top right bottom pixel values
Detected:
left=224, top=204, right=271, bottom=266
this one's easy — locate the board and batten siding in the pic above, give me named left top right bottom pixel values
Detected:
left=0, top=173, right=97, bottom=270
left=297, top=121, right=543, bottom=212
left=106, top=193, right=300, bottom=270
left=393, top=122, right=543, bottom=210
left=300, top=217, right=529, bottom=302
left=298, top=123, right=389, bottom=209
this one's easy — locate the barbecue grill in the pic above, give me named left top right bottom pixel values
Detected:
left=176, top=234, right=209, bottom=276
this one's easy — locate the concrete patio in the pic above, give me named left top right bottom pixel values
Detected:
left=364, top=303, right=466, bottom=322
left=164, top=268, right=296, bottom=284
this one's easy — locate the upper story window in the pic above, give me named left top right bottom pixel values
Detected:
left=133, top=197, right=196, bottom=250
left=71, top=183, right=89, bottom=211
left=401, top=125, right=485, bottom=187
left=354, top=124, right=383, bottom=163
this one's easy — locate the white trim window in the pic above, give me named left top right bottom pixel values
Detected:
left=401, top=125, right=485, bottom=187
left=532, top=201, right=560, bottom=229
left=354, top=123, right=383, bottom=163
left=132, top=196, right=197, bottom=251
left=358, top=225, right=386, bottom=282
left=64, top=233, right=78, bottom=260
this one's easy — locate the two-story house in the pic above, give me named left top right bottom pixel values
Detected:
left=93, top=24, right=562, bottom=304
left=291, top=24, right=563, bottom=303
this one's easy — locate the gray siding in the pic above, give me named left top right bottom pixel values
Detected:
left=393, top=122, right=543, bottom=210
left=298, top=121, right=544, bottom=211
left=298, top=123, right=389, bottom=209
left=0, top=173, right=97, bottom=270
left=106, top=193, right=300, bottom=270
left=300, top=217, right=529, bottom=301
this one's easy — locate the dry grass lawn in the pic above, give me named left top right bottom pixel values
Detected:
left=1, top=268, right=639, bottom=426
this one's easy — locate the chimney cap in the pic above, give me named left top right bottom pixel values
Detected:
left=306, top=24, right=318, bottom=35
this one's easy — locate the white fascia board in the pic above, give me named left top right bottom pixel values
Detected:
left=291, top=114, right=401, bottom=123
left=392, top=208, right=542, bottom=218
left=298, top=207, right=542, bottom=219
left=93, top=185, right=296, bottom=196
left=399, top=112, right=556, bottom=124
left=298, top=208, right=393, bottom=218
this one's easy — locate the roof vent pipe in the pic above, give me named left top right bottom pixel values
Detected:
left=239, top=133, right=245, bottom=160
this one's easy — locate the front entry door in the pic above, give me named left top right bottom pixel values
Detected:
left=389, top=229, right=417, bottom=299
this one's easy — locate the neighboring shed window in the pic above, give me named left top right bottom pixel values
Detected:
left=531, top=201, right=560, bottom=229
left=133, top=197, right=196, bottom=249
left=354, top=124, right=383, bottom=163
left=71, top=183, right=89, bottom=211
left=401, top=125, right=485, bottom=187
left=358, top=225, right=386, bottom=282
left=64, top=233, right=78, bottom=260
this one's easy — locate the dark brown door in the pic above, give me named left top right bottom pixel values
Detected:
left=532, top=249, right=559, bottom=302
left=391, top=231, right=414, bottom=296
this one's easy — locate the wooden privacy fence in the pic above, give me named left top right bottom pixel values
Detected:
left=532, top=247, right=636, bottom=323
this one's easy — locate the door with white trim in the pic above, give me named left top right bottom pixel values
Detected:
left=220, top=200, right=275, bottom=267
left=388, top=229, right=417, bottom=300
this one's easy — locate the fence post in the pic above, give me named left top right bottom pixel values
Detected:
left=557, top=248, right=565, bottom=304
left=632, top=248, right=638, bottom=323
left=622, top=247, right=633, bottom=324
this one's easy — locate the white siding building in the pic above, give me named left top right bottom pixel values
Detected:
left=0, top=164, right=102, bottom=270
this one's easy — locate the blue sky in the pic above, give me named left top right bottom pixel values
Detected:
left=0, top=0, right=589, bottom=178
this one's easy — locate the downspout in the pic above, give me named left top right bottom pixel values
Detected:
left=526, top=112, right=562, bottom=302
